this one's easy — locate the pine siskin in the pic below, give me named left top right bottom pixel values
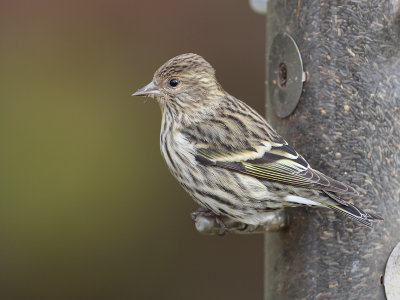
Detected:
left=133, top=53, right=382, bottom=233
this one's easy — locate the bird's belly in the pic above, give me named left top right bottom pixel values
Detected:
left=160, top=133, right=283, bottom=224
left=185, top=166, right=284, bottom=224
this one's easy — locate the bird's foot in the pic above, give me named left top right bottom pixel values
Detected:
left=191, top=207, right=214, bottom=220
left=214, top=216, right=228, bottom=235
left=191, top=207, right=228, bottom=235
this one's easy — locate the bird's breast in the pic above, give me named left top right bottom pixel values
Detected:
left=160, top=128, right=197, bottom=180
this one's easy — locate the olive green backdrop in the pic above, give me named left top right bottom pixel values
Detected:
left=0, top=1, right=266, bottom=299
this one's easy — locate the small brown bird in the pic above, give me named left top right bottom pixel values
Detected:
left=133, top=53, right=382, bottom=233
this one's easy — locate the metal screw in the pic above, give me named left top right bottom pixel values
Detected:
left=278, top=63, right=288, bottom=88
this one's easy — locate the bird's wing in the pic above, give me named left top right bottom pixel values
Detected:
left=195, top=141, right=359, bottom=196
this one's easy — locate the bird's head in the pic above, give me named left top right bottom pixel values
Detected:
left=132, top=53, right=223, bottom=113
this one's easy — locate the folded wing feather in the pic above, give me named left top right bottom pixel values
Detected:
left=196, top=142, right=359, bottom=196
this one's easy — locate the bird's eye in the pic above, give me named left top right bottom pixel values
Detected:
left=169, top=78, right=179, bottom=87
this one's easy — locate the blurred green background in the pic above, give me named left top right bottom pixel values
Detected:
left=0, top=1, right=266, bottom=299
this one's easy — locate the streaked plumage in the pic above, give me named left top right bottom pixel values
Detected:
left=133, top=53, right=382, bottom=230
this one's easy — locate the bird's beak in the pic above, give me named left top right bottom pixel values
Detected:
left=132, top=81, right=160, bottom=97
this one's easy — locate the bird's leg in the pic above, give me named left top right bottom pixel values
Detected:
left=191, top=207, right=229, bottom=235
left=214, top=216, right=228, bottom=235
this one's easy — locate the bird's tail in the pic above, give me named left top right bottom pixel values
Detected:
left=322, top=191, right=383, bottom=227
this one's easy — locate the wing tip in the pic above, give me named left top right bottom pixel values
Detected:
left=366, top=211, right=384, bottom=222
left=329, top=202, right=383, bottom=228
left=348, top=185, right=360, bottom=196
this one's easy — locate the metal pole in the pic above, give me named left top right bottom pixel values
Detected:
left=264, top=1, right=400, bottom=299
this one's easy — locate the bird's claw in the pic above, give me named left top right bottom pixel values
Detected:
left=214, top=216, right=228, bottom=235
left=191, top=207, right=213, bottom=220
